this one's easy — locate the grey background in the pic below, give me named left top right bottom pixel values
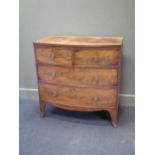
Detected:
left=20, top=0, right=135, bottom=97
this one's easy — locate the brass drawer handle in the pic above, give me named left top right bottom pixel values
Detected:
left=50, top=72, right=57, bottom=78
left=69, top=75, right=76, bottom=80
left=51, top=92, right=59, bottom=97
left=49, top=53, right=55, bottom=59
left=92, top=75, right=100, bottom=81
left=91, top=96, right=100, bottom=102
left=93, top=56, right=100, bottom=63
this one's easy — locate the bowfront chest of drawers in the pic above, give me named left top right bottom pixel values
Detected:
left=33, top=36, right=123, bottom=127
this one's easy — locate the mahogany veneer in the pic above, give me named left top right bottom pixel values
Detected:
left=33, top=36, right=123, bottom=127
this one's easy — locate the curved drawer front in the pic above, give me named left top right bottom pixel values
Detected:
left=35, top=46, right=72, bottom=65
left=38, top=65, right=118, bottom=87
left=39, top=83, right=117, bottom=108
left=75, top=48, right=120, bottom=67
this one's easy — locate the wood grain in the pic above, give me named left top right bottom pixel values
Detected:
left=39, top=83, right=117, bottom=109
left=35, top=46, right=120, bottom=67
left=75, top=47, right=120, bottom=66
left=34, top=36, right=123, bottom=47
left=35, top=46, right=72, bottom=65
left=38, top=65, right=118, bottom=87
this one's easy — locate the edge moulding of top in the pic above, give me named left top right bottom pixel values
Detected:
left=33, top=36, right=123, bottom=47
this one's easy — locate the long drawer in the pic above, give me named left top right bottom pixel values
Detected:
left=38, top=65, right=118, bottom=87
left=39, top=83, right=118, bottom=108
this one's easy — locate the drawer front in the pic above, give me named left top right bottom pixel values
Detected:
left=39, top=83, right=117, bottom=108
left=38, top=65, right=118, bottom=87
left=35, top=46, right=72, bottom=65
left=75, top=48, right=120, bottom=66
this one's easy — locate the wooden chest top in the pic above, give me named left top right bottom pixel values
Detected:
left=34, top=36, right=123, bottom=47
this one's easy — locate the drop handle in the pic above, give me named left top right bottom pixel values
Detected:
left=92, top=75, right=100, bottom=81
left=50, top=72, right=57, bottom=78
left=93, top=56, right=100, bottom=63
left=91, top=96, right=100, bottom=102
left=51, top=92, right=59, bottom=97
left=49, top=53, right=55, bottom=59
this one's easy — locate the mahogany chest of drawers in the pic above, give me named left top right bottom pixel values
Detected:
left=33, top=36, right=123, bottom=127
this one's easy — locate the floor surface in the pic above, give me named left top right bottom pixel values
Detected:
left=19, top=99, right=135, bottom=155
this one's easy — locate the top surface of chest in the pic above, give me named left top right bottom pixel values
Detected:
left=34, top=36, right=123, bottom=47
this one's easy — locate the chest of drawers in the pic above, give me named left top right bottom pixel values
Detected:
left=33, top=36, right=123, bottom=127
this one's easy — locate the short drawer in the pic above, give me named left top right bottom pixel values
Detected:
left=38, top=65, right=118, bottom=87
left=35, top=46, right=72, bottom=65
left=75, top=47, right=120, bottom=67
left=39, top=83, right=118, bottom=108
